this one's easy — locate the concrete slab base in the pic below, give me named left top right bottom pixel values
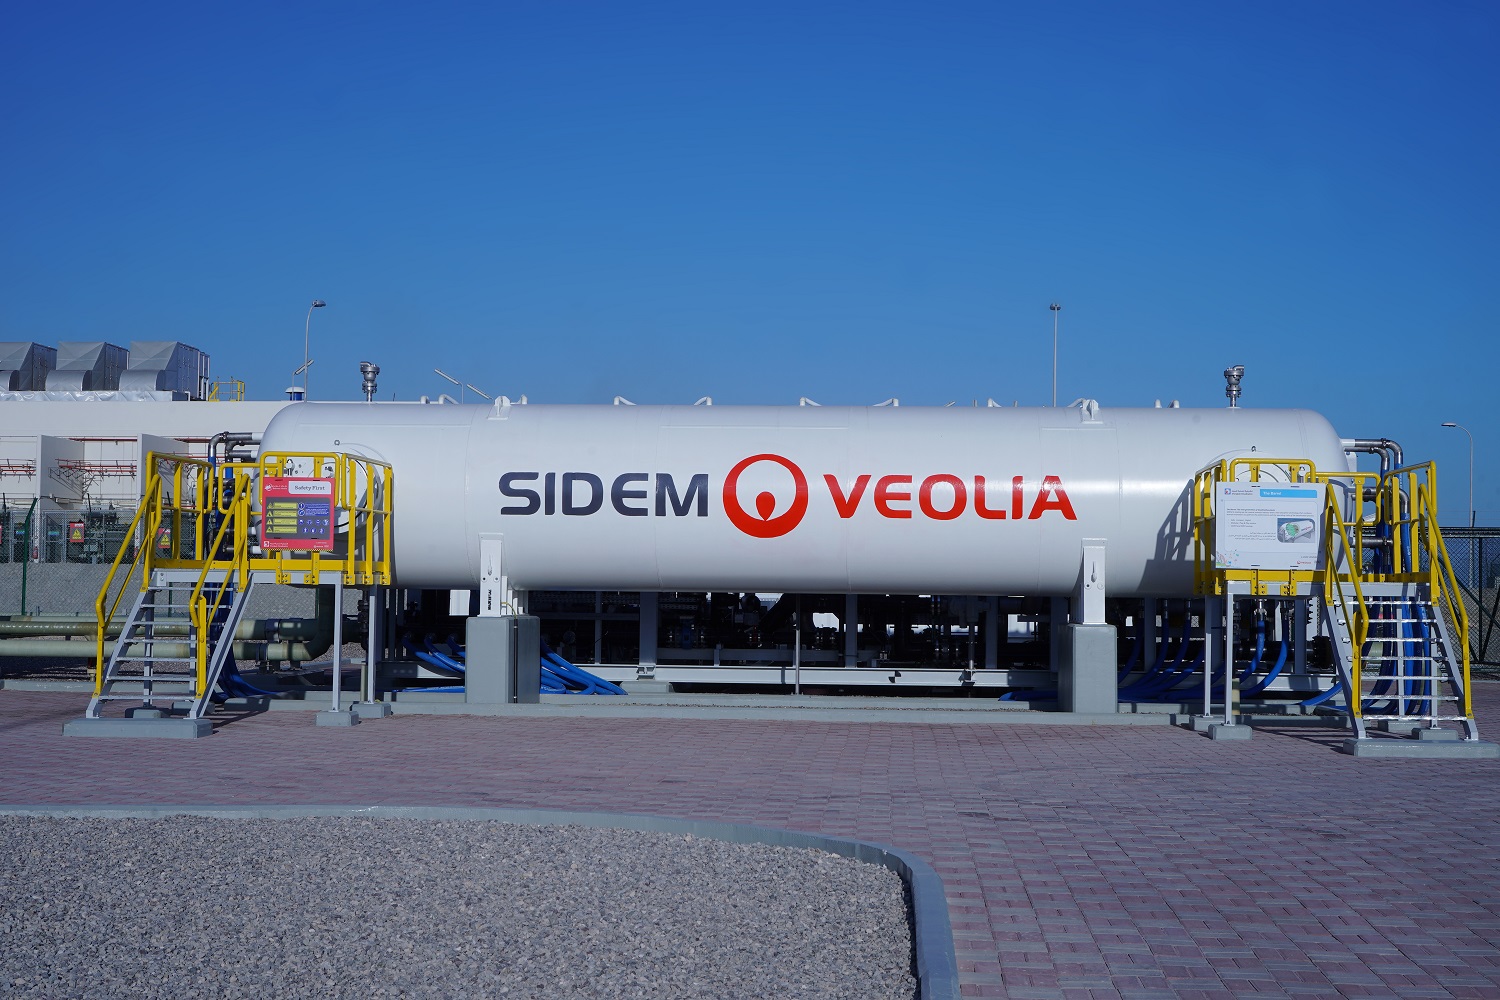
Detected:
left=353, top=701, right=392, bottom=720
left=314, top=710, right=360, bottom=728
left=62, top=717, right=212, bottom=739
left=1244, top=714, right=1348, bottom=729
left=1209, top=723, right=1252, bottom=741
left=1339, top=738, right=1500, bottom=759
left=220, top=697, right=272, bottom=712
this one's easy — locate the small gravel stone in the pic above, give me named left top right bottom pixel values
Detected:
left=0, top=817, right=917, bottom=999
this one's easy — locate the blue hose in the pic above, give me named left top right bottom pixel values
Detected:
left=1120, top=618, right=1189, bottom=698
left=1237, top=619, right=1266, bottom=685
left=540, top=641, right=626, bottom=695
left=422, top=636, right=467, bottom=673
left=1241, top=638, right=1287, bottom=696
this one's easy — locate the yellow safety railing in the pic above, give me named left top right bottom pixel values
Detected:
left=1192, top=456, right=1470, bottom=723
left=206, top=379, right=246, bottom=401
left=94, top=449, right=394, bottom=695
left=186, top=472, right=255, bottom=695
left=94, top=465, right=167, bottom=688
left=1321, top=484, right=1371, bottom=700
left=1192, top=457, right=1320, bottom=598
left=1409, top=467, right=1473, bottom=719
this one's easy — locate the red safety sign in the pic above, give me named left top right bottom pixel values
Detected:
left=68, top=522, right=85, bottom=544
left=261, top=477, right=336, bottom=551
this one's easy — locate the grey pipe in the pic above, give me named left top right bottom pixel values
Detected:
left=0, top=584, right=338, bottom=665
left=1345, top=438, right=1404, bottom=478
left=0, top=616, right=326, bottom=641
left=0, top=637, right=327, bottom=663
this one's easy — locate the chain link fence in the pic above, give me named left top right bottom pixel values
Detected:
left=1440, top=527, right=1500, bottom=677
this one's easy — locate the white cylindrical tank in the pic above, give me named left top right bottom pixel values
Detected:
left=257, top=401, right=1352, bottom=596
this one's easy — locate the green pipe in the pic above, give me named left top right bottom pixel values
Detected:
left=0, top=617, right=327, bottom=640
left=0, top=637, right=329, bottom=663
left=0, top=584, right=338, bottom=665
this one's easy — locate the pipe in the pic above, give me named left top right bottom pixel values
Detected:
left=1344, top=438, right=1404, bottom=478
left=0, top=584, right=337, bottom=665
left=0, top=637, right=329, bottom=662
left=0, top=617, right=327, bottom=640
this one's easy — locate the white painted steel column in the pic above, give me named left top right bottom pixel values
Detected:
left=329, top=579, right=344, bottom=712
left=364, top=585, right=379, bottom=702
left=793, top=594, right=803, bottom=694
left=1142, top=598, right=1157, bottom=671
left=1202, top=596, right=1219, bottom=718
left=843, top=593, right=858, bottom=668
left=1294, top=596, right=1308, bottom=675
left=984, top=597, right=999, bottom=670
left=594, top=591, right=603, bottom=664
left=638, top=592, right=658, bottom=671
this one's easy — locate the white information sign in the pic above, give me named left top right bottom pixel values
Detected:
left=1215, top=482, right=1325, bottom=571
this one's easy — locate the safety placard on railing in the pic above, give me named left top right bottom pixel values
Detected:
left=261, top=476, right=337, bottom=551
left=1215, top=483, right=1326, bottom=571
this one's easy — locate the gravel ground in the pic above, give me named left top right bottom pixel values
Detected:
left=0, top=817, right=917, bottom=1000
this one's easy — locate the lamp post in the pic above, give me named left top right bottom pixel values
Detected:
left=1049, top=303, right=1061, bottom=406
left=1441, top=422, right=1475, bottom=527
left=304, top=300, right=326, bottom=397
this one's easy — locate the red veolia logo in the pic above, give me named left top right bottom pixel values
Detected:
left=723, top=453, right=809, bottom=538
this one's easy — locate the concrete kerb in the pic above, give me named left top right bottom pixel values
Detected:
left=0, top=803, right=960, bottom=1000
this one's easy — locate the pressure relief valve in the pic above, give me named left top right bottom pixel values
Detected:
left=1224, top=365, right=1245, bottom=408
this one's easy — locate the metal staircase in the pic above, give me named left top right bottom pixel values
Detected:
left=86, top=569, right=255, bottom=720
left=1195, top=456, right=1487, bottom=751
left=1321, top=582, right=1477, bottom=740
left=72, top=446, right=393, bottom=735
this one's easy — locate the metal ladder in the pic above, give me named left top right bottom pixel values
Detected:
left=1323, top=581, right=1479, bottom=740
left=86, top=568, right=254, bottom=720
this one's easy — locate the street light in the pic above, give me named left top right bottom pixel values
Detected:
left=1441, top=422, right=1475, bottom=527
left=304, top=299, right=326, bottom=398
left=1049, top=303, right=1061, bottom=407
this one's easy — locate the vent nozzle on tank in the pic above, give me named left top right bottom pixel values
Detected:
left=360, top=361, right=380, bottom=402
left=1223, top=365, right=1245, bottom=408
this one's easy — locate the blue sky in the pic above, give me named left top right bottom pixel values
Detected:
left=2, top=1, right=1495, bottom=521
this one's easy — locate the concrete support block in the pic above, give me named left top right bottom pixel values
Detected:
left=1340, top=738, right=1500, bottom=759
left=1208, top=723, right=1252, bottom=741
left=1058, top=624, right=1117, bottom=714
left=63, top=717, right=212, bottom=739
left=465, top=615, right=541, bottom=705
left=315, top=710, right=359, bottom=727
left=353, top=701, right=392, bottom=720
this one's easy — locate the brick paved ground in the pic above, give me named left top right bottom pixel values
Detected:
left=2, top=687, right=1498, bottom=999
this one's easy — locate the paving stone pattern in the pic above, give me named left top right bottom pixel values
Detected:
left=3, top=687, right=1499, bottom=999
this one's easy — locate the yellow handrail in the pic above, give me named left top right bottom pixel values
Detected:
left=187, top=472, right=254, bottom=694
left=1193, top=455, right=1471, bottom=725
left=1416, top=484, right=1473, bottom=720
left=93, top=468, right=161, bottom=693
left=95, top=448, right=394, bottom=700
left=1321, top=487, right=1371, bottom=711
